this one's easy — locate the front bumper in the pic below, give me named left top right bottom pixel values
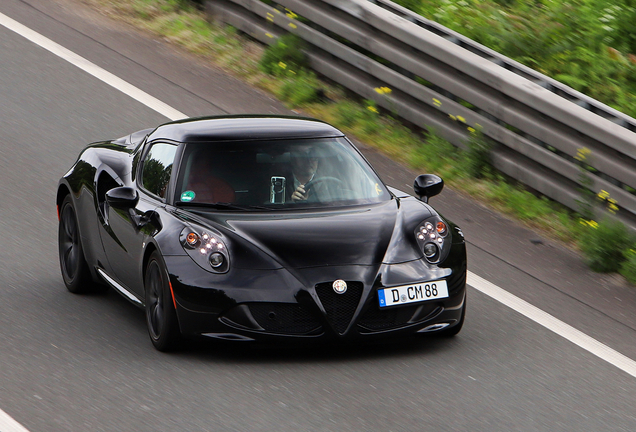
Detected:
left=166, top=254, right=466, bottom=342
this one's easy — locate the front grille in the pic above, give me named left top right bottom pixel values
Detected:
left=248, top=303, right=322, bottom=334
left=315, top=281, right=363, bottom=335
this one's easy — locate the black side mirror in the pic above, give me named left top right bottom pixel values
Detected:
left=106, top=187, right=139, bottom=210
left=414, top=174, right=444, bottom=203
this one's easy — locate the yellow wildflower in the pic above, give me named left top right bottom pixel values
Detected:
left=580, top=218, right=599, bottom=229
left=597, top=190, right=610, bottom=201
left=367, top=105, right=379, bottom=114
left=278, top=62, right=287, bottom=69
left=576, top=147, right=591, bottom=161
left=285, top=9, right=298, bottom=19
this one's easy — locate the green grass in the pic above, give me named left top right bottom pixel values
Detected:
left=391, top=0, right=636, bottom=119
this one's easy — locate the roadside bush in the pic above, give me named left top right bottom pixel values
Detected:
left=619, top=247, right=636, bottom=284
left=259, top=34, right=307, bottom=75
left=578, top=218, right=634, bottom=272
left=463, top=128, right=492, bottom=178
left=276, top=71, right=322, bottom=107
left=335, top=101, right=363, bottom=127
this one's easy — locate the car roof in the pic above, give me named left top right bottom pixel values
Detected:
left=146, top=115, right=345, bottom=143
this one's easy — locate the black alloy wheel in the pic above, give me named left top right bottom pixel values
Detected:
left=58, top=195, right=91, bottom=293
left=145, top=250, right=181, bottom=351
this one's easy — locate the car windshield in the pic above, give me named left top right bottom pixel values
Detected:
left=174, top=138, right=392, bottom=209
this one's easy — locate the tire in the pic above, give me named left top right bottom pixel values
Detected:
left=145, top=250, right=182, bottom=351
left=58, top=195, right=92, bottom=293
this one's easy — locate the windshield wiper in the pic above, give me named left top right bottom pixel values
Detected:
left=174, top=201, right=274, bottom=211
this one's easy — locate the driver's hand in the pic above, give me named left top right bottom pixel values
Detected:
left=291, top=185, right=308, bottom=201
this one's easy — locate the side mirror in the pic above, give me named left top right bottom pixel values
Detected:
left=414, top=174, right=444, bottom=203
left=106, top=187, right=139, bottom=210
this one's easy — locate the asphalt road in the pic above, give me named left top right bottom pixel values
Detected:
left=1, top=0, right=635, bottom=431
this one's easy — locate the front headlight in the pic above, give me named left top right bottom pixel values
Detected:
left=415, top=216, right=451, bottom=264
left=180, top=227, right=230, bottom=273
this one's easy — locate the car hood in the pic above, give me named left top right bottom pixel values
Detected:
left=206, top=198, right=433, bottom=269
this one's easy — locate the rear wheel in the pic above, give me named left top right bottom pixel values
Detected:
left=58, top=195, right=91, bottom=293
left=145, top=250, right=182, bottom=351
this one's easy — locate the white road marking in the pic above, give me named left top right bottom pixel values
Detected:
left=468, top=272, right=636, bottom=378
left=0, top=11, right=186, bottom=122
left=0, top=409, right=30, bottom=432
left=0, top=9, right=635, bottom=431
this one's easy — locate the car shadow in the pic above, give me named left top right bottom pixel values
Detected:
left=176, top=333, right=463, bottom=364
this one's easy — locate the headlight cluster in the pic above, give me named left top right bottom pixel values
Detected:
left=180, top=227, right=229, bottom=273
left=415, top=217, right=451, bottom=263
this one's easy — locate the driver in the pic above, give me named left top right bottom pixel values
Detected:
left=290, top=144, right=319, bottom=202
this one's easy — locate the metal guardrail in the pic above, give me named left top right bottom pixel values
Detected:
left=205, top=0, right=636, bottom=227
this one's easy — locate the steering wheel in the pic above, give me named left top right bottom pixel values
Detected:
left=305, top=176, right=344, bottom=191
left=304, top=176, right=345, bottom=202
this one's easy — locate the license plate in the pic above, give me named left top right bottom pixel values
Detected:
left=378, top=280, right=449, bottom=308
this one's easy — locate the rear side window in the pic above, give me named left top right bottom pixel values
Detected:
left=141, top=143, right=178, bottom=198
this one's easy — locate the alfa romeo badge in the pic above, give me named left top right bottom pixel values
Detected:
left=332, top=279, right=347, bottom=294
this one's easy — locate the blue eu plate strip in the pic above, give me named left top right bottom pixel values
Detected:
left=378, top=289, right=386, bottom=308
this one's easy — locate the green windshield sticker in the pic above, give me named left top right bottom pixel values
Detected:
left=180, top=191, right=195, bottom=202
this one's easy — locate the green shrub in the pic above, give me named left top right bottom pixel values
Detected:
left=276, top=72, right=322, bottom=106
left=578, top=218, right=634, bottom=272
left=259, top=34, right=307, bottom=75
left=335, top=101, right=363, bottom=127
left=619, top=247, right=636, bottom=285
left=462, top=129, right=493, bottom=178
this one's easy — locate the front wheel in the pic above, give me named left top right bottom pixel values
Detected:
left=58, top=195, right=91, bottom=293
left=145, top=250, right=182, bottom=351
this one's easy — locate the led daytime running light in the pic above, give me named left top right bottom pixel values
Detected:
left=180, top=227, right=229, bottom=273
left=416, top=217, right=451, bottom=264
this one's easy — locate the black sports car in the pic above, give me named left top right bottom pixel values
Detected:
left=57, top=115, right=466, bottom=351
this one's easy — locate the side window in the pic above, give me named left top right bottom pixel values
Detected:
left=141, top=143, right=178, bottom=199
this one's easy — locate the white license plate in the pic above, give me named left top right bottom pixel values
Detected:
left=378, top=280, right=449, bottom=308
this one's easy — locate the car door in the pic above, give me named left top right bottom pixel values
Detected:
left=101, top=142, right=178, bottom=296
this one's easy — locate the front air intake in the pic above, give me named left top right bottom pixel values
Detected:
left=315, top=281, right=363, bottom=335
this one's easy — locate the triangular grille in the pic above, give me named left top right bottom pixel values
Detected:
left=315, top=281, right=363, bottom=335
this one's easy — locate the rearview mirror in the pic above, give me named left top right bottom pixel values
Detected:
left=414, top=174, right=444, bottom=203
left=106, top=187, right=139, bottom=210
